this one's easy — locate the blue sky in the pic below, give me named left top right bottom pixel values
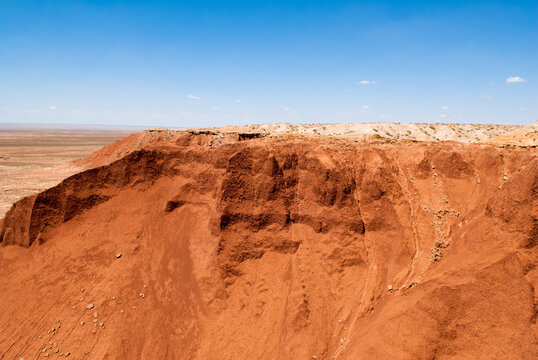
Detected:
left=0, top=0, right=536, bottom=127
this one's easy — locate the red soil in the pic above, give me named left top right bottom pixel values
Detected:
left=0, top=130, right=537, bottom=359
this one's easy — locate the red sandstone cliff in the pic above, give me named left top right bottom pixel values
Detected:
left=0, top=131, right=536, bottom=359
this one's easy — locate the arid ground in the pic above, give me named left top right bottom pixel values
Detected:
left=0, top=122, right=536, bottom=359
left=0, top=130, right=131, bottom=217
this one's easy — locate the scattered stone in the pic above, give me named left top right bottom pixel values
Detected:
left=112, top=296, right=116, bottom=300
left=93, top=312, right=98, bottom=318
left=80, top=321, right=85, bottom=326
left=86, top=303, right=94, bottom=310
left=116, top=252, right=122, bottom=259
left=66, top=352, right=71, bottom=357
left=99, top=322, right=104, bottom=327
left=44, top=354, right=50, bottom=358
left=93, top=319, right=98, bottom=323
left=388, top=284, right=393, bottom=292
left=80, top=297, right=84, bottom=302
left=81, top=288, right=84, bottom=293
left=139, top=293, right=145, bottom=298
left=54, top=349, right=59, bottom=354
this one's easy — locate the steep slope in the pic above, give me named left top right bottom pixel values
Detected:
left=0, top=131, right=536, bottom=359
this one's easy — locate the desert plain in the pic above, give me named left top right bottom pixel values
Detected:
left=0, top=129, right=131, bottom=217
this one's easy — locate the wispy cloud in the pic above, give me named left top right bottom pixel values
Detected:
left=480, top=94, right=493, bottom=99
left=441, top=105, right=448, bottom=111
left=212, top=106, right=220, bottom=110
left=235, top=99, right=241, bottom=103
left=440, top=114, right=447, bottom=118
left=379, top=114, right=391, bottom=119
left=187, top=94, right=200, bottom=100
left=49, top=105, right=57, bottom=110
left=506, top=76, right=526, bottom=83
left=283, top=107, right=297, bottom=114
left=360, top=105, right=370, bottom=113
left=357, top=80, right=376, bottom=85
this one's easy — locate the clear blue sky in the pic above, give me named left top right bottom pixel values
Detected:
left=1, top=0, right=536, bottom=127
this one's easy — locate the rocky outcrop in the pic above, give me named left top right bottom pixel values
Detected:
left=0, top=132, right=536, bottom=359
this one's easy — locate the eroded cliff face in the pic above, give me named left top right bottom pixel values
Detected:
left=0, top=132, right=536, bottom=359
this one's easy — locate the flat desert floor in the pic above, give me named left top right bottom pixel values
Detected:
left=0, top=131, right=130, bottom=217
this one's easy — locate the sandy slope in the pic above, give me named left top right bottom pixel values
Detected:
left=0, top=127, right=536, bottom=359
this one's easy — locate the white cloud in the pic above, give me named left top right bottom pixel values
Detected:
left=235, top=99, right=241, bottom=103
left=480, top=94, right=493, bottom=99
left=187, top=94, right=200, bottom=100
left=519, top=107, right=527, bottom=111
left=506, top=76, right=526, bottom=83
left=440, top=114, right=447, bottom=118
left=49, top=105, right=57, bottom=110
left=212, top=106, right=220, bottom=110
left=360, top=105, right=370, bottom=113
left=357, top=80, right=376, bottom=85
left=283, top=107, right=297, bottom=114
left=441, top=106, right=448, bottom=111
left=379, top=114, right=391, bottom=119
